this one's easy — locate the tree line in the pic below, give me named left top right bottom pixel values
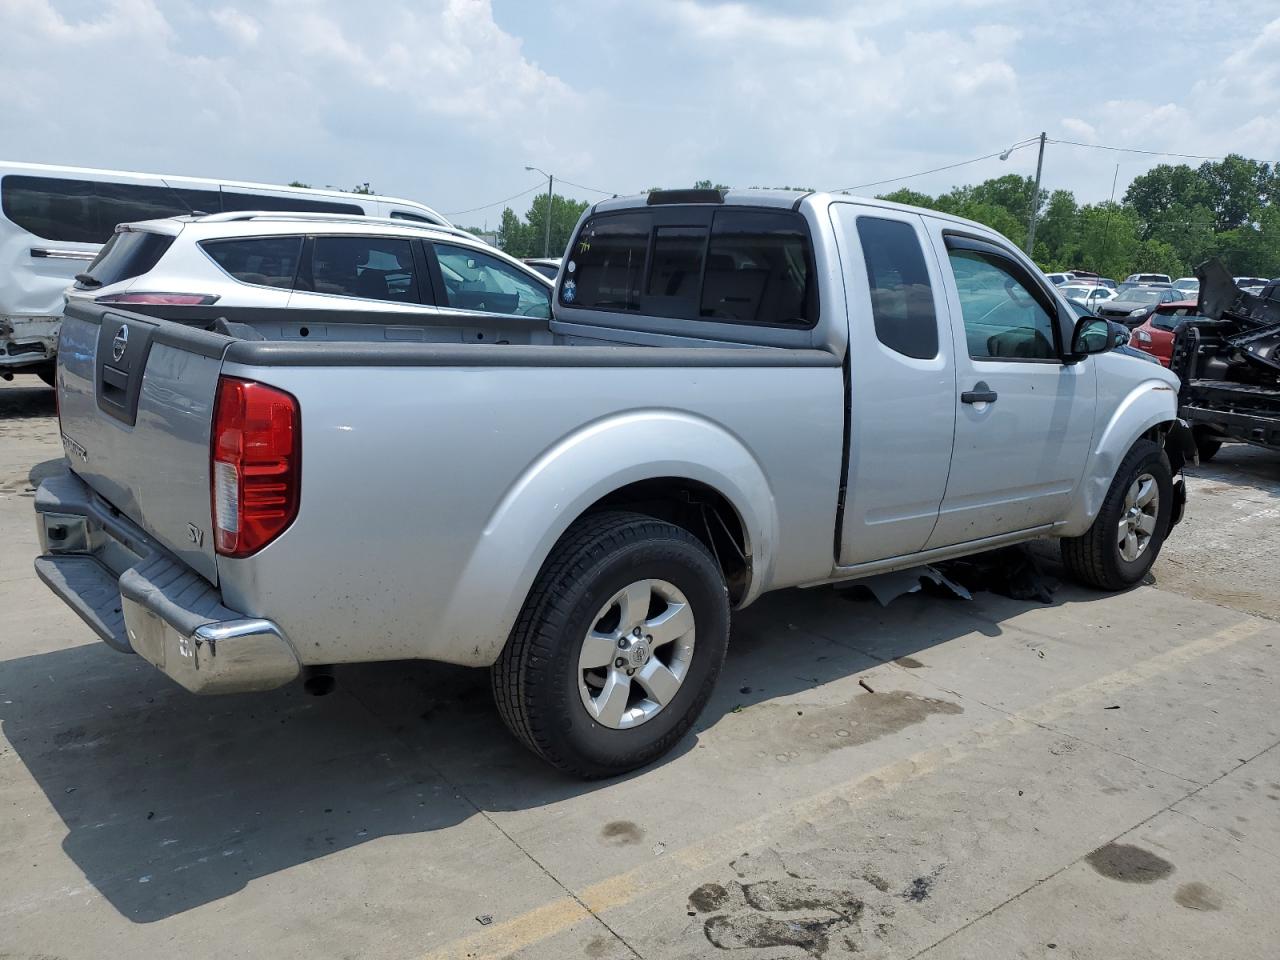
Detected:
left=880, top=154, right=1278, bottom=280
left=488, top=156, right=1278, bottom=281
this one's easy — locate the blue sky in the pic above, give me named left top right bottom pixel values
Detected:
left=3, top=0, right=1278, bottom=227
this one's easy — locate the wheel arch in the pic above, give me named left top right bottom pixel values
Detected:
left=435, top=410, right=778, bottom=667
left=1060, top=381, right=1180, bottom=536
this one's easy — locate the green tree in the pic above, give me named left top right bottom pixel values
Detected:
left=494, top=193, right=590, bottom=258
left=288, top=180, right=311, bottom=188
left=1123, top=163, right=1212, bottom=237
left=496, top=206, right=531, bottom=257
left=1035, top=190, right=1079, bottom=267
left=1198, top=154, right=1267, bottom=232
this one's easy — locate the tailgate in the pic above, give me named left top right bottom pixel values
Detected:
left=56, top=300, right=231, bottom=583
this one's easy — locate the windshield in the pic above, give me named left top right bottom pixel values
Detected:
left=1124, top=289, right=1164, bottom=304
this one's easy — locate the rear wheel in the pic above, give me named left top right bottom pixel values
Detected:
left=492, top=511, right=729, bottom=779
left=1061, top=440, right=1173, bottom=591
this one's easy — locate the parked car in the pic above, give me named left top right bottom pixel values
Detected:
left=1060, top=284, right=1117, bottom=309
left=1044, top=271, right=1074, bottom=286
left=35, top=189, right=1192, bottom=777
left=523, top=257, right=562, bottom=280
left=0, top=161, right=451, bottom=383
left=1125, top=273, right=1173, bottom=285
left=66, top=212, right=553, bottom=328
left=1130, top=301, right=1200, bottom=366
left=1097, top=286, right=1183, bottom=326
left=1172, top=277, right=1200, bottom=300
left=1234, top=276, right=1271, bottom=292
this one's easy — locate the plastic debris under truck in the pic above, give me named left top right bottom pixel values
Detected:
left=1170, top=258, right=1280, bottom=459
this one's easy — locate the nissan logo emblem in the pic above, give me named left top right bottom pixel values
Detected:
left=112, top=326, right=129, bottom=362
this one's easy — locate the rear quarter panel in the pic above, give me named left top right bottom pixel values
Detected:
left=215, top=360, right=844, bottom=667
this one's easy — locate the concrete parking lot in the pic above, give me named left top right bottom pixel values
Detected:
left=2, top=376, right=1278, bottom=960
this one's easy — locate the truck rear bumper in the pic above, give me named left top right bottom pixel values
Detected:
left=33, top=467, right=300, bottom=694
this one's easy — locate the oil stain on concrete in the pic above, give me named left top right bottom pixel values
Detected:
left=1175, top=881, right=1224, bottom=911
left=1085, top=843, right=1175, bottom=884
left=601, top=821, right=643, bottom=846
left=750, top=690, right=962, bottom=764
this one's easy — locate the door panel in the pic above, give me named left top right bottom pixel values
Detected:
left=924, top=224, right=1096, bottom=547
left=831, top=204, right=957, bottom=565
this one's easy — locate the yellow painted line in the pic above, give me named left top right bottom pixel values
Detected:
left=422, top=617, right=1270, bottom=960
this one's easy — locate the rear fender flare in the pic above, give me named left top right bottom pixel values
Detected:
left=437, top=410, right=778, bottom=666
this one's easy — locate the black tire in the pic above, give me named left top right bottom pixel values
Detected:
left=35, top=362, right=56, bottom=388
left=492, top=510, right=729, bottom=779
left=1061, top=439, right=1173, bottom=591
left=1193, top=428, right=1222, bottom=463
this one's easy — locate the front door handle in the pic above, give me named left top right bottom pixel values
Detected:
left=961, top=382, right=998, bottom=404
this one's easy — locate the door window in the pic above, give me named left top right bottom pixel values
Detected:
left=434, top=242, right=550, bottom=317
left=948, top=248, right=1058, bottom=360
left=856, top=216, right=938, bottom=359
left=309, top=236, right=419, bottom=302
left=202, top=236, right=303, bottom=288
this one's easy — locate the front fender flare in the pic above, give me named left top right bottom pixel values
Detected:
left=436, top=410, right=779, bottom=666
left=1060, top=382, right=1179, bottom=536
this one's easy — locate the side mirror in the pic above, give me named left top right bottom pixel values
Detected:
left=1068, top=316, right=1126, bottom=360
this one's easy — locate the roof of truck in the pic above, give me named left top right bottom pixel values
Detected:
left=589, top=188, right=1021, bottom=238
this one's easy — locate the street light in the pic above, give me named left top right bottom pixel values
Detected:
left=525, top=165, right=554, bottom=258
left=1001, top=132, right=1047, bottom=256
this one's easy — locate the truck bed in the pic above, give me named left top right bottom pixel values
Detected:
left=48, top=299, right=844, bottom=676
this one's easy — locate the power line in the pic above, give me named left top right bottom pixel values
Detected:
left=445, top=181, right=545, bottom=216
left=1047, top=138, right=1232, bottom=163
left=556, top=176, right=617, bottom=196
left=827, top=138, right=1040, bottom=193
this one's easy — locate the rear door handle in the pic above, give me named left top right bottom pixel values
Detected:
left=961, top=382, right=998, bottom=404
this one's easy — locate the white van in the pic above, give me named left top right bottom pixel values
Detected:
left=0, top=161, right=451, bottom=382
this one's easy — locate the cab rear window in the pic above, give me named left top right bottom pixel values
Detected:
left=563, top=208, right=815, bottom=328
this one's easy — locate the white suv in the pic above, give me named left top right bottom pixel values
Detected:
left=68, top=211, right=553, bottom=327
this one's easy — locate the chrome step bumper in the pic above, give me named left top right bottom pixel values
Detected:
left=34, top=467, right=300, bottom=694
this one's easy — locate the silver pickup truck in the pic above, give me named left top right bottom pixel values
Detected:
left=34, top=189, right=1193, bottom=777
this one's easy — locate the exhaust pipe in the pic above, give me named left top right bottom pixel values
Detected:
left=303, top=665, right=336, bottom=696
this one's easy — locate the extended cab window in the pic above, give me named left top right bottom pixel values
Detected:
left=700, top=210, right=812, bottom=326
left=202, top=236, right=302, bottom=289
left=948, top=247, right=1058, bottom=360
left=856, top=217, right=938, bottom=359
left=434, top=242, right=550, bottom=318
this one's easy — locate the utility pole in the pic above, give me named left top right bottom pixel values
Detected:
left=543, top=173, right=554, bottom=258
left=525, top=166, right=554, bottom=258
left=1025, top=131, right=1046, bottom=256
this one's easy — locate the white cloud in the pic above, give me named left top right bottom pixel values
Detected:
left=209, top=7, right=259, bottom=46
left=0, top=0, right=579, bottom=214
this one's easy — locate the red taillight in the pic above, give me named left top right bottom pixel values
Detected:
left=97, top=293, right=220, bottom=305
left=211, top=377, right=300, bottom=558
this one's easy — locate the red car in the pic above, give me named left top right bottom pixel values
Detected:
left=1129, top=300, right=1200, bottom=366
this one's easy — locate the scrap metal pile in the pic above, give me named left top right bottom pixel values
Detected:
left=1172, top=259, right=1280, bottom=453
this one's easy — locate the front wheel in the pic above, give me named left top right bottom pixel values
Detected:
left=1061, top=439, right=1173, bottom=590
left=492, top=511, right=730, bottom=778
